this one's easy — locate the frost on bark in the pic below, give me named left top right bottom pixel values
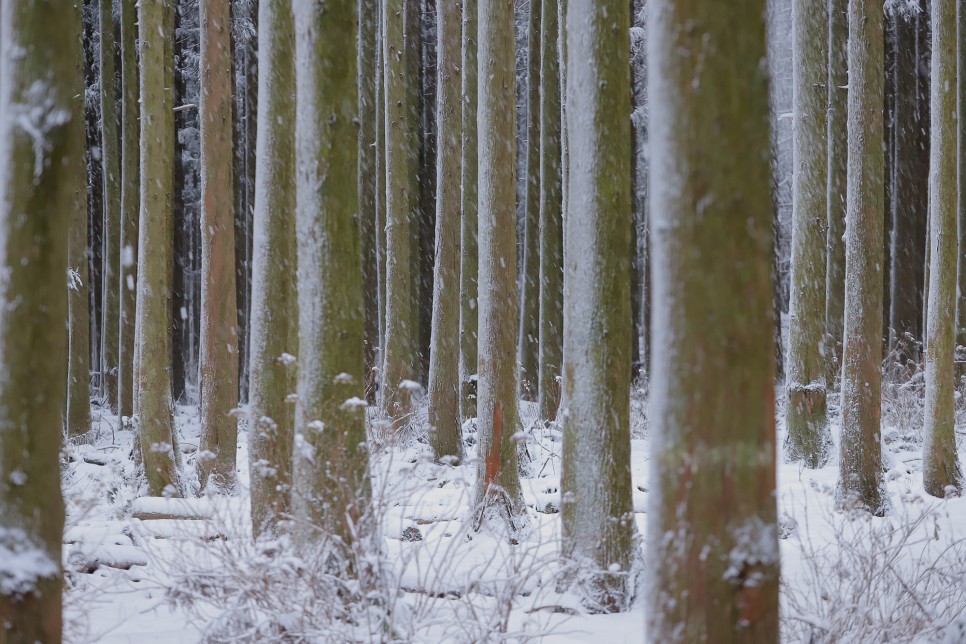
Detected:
left=248, top=0, right=297, bottom=540
left=825, top=0, right=847, bottom=385
left=922, top=0, right=963, bottom=499
left=0, top=0, right=80, bottom=635
left=198, top=0, right=239, bottom=491
left=538, top=0, right=562, bottom=422
left=100, top=0, right=121, bottom=411
left=646, top=0, right=780, bottom=638
left=459, top=0, right=479, bottom=422
left=359, top=0, right=378, bottom=401
left=560, top=0, right=637, bottom=612
left=381, top=0, right=419, bottom=429
left=136, top=0, right=181, bottom=497
left=291, top=0, right=372, bottom=562
left=427, top=0, right=463, bottom=463
left=118, top=0, right=139, bottom=420
left=839, top=0, right=886, bottom=514
left=473, top=0, right=528, bottom=536
left=785, top=0, right=830, bottom=468
left=519, top=0, right=541, bottom=402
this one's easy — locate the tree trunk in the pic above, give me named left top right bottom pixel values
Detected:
left=381, top=0, right=419, bottom=429
left=473, top=0, right=528, bottom=536
left=136, top=0, right=180, bottom=497
left=785, top=0, right=830, bottom=467
left=417, top=0, right=437, bottom=386
left=360, top=0, right=379, bottom=401
left=560, top=0, right=637, bottom=612
left=248, top=0, right=297, bottom=539
left=459, top=0, right=479, bottom=422
left=519, top=0, right=541, bottom=402
left=645, top=0, right=780, bottom=637
left=0, top=0, right=80, bottom=635
left=376, top=0, right=387, bottom=392
left=826, top=0, right=847, bottom=385
left=538, top=0, right=562, bottom=421
left=427, top=0, right=463, bottom=463
left=197, top=0, right=239, bottom=491
left=839, top=0, right=885, bottom=514
left=291, top=0, right=372, bottom=563
left=922, top=0, right=963, bottom=498
left=957, top=0, right=966, bottom=347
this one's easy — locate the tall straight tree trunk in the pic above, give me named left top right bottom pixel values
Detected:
left=560, top=0, right=636, bottom=612
left=376, top=0, right=387, bottom=377
left=427, top=0, right=463, bottom=463
left=136, top=0, right=180, bottom=497
left=417, top=0, right=437, bottom=386
left=359, top=0, right=379, bottom=401
left=646, top=0, right=780, bottom=637
left=198, top=0, right=239, bottom=491
left=957, top=0, right=966, bottom=347
left=405, top=0, right=423, bottom=382
left=839, top=0, right=885, bottom=514
left=538, top=0, right=562, bottom=421
left=473, top=0, right=528, bottom=535
left=519, top=0, right=541, bottom=401
left=100, top=0, right=121, bottom=410
left=118, top=0, right=139, bottom=419
left=0, top=0, right=80, bottom=635
left=923, top=0, right=963, bottom=498
left=826, top=0, right=847, bottom=385
left=291, top=0, right=372, bottom=562
left=382, top=0, right=419, bottom=428
left=84, top=0, right=104, bottom=394
left=786, top=0, right=830, bottom=467
left=459, top=0, right=479, bottom=421
left=248, top=0, right=297, bottom=539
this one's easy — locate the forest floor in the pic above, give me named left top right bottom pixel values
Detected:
left=61, top=378, right=966, bottom=643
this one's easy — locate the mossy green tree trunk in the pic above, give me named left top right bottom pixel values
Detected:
left=459, top=0, right=479, bottom=422
left=839, top=0, right=886, bottom=514
left=248, top=0, right=297, bottom=540
left=923, top=0, right=963, bottom=498
left=0, top=0, right=82, bottom=636
left=381, top=0, right=419, bottom=429
left=786, top=0, right=830, bottom=467
left=826, top=0, right=847, bottom=385
left=560, top=0, right=636, bottom=612
left=198, top=0, right=239, bottom=491
left=291, top=0, right=372, bottom=561
left=360, top=0, right=379, bottom=400
left=957, top=0, right=966, bottom=347
left=538, top=0, right=562, bottom=422
left=645, top=0, right=780, bottom=638
left=473, top=0, right=528, bottom=536
left=136, top=0, right=180, bottom=497
left=100, top=0, right=121, bottom=411
left=118, top=0, right=139, bottom=420
left=427, top=0, right=463, bottom=463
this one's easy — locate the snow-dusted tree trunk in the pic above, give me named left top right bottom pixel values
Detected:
left=922, top=0, right=963, bottom=498
left=375, top=0, right=386, bottom=377
left=785, top=0, right=830, bottom=467
left=825, top=0, right=847, bottom=385
left=537, top=0, right=562, bottom=421
left=646, top=0, right=780, bottom=636
left=560, top=0, right=636, bottom=612
left=957, top=0, right=966, bottom=347
left=417, top=0, right=437, bottom=386
left=100, top=0, right=121, bottom=411
left=248, top=0, right=297, bottom=538
left=839, top=0, right=885, bottom=514
left=197, top=0, right=239, bottom=491
left=473, top=0, right=528, bottom=535
left=519, top=0, right=541, bottom=402
left=0, top=0, right=81, bottom=635
left=427, top=0, right=463, bottom=463
left=360, top=0, right=378, bottom=401
left=381, top=0, right=419, bottom=429
left=118, top=0, right=139, bottom=420
left=459, top=0, right=479, bottom=422
left=291, top=0, right=372, bottom=560
left=136, top=0, right=180, bottom=497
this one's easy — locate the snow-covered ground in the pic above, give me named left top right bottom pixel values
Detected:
left=62, top=384, right=966, bottom=643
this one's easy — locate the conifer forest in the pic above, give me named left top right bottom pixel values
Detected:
left=5, top=0, right=966, bottom=642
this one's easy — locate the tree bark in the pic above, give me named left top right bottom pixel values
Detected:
left=922, top=0, right=963, bottom=498
left=459, top=0, right=479, bottom=422
left=839, top=0, right=886, bottom=514
left=360, top=0, right=379, bottom=401
left=0, top=0, right=80, bottom=636
left=957, top=0, right=966, bottom=347
left=825, top=0, right=847, bottom=385
left=376, top=0, right=387, bottom=390
left=645, top=0, right=780, bottom=637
